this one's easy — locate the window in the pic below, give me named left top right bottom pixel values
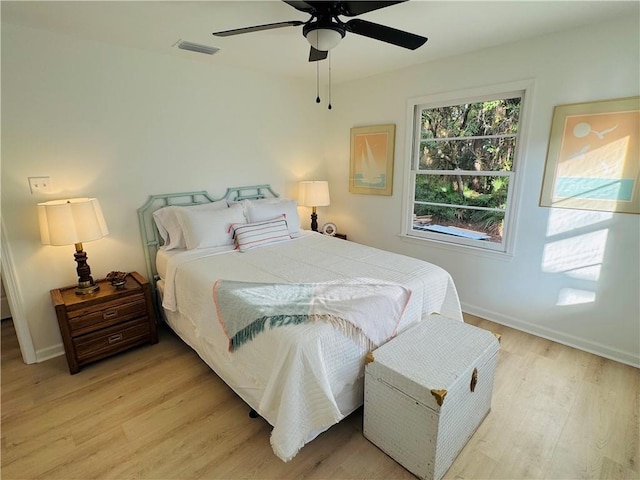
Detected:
left=404, top=83, right=530, bottom=254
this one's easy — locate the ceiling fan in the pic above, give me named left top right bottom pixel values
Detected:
left=212, top=1, right=428, bottom=62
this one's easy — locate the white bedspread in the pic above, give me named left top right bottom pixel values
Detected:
left=160, top=231, right=462, bottom=461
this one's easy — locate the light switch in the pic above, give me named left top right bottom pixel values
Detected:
left=28, top=177, right=52, bottom=194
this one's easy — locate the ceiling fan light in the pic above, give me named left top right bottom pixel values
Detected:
left=305, top=28, right=343, bottom=51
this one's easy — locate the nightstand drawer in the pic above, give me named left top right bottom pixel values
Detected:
left=74, top=318, right=151, bottom=362
left=68, top=295, right=148, bottom=335
left=52, top=271, right=158, bottom=374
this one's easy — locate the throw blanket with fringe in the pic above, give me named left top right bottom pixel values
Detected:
left=213, top=280, right=412, bottom=352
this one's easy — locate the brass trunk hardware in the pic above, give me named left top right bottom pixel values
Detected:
left=493, top=332, right=502, bottom=343
left=470, top=367, right=478, bottom=392
left=430, top=389, right=447, bottom=406
left=364, top=352, right=375, bottom=364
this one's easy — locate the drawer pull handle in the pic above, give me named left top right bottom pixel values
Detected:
left=108, top=334, right=123, bottom=344
left=103, top=310, right=118, bottom=320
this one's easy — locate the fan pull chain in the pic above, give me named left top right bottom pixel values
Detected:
left=316, top=60, right=321, bottom=103
left=327, top=52, right=332, bottom=110
left=315, top=30, right=321, bottom=103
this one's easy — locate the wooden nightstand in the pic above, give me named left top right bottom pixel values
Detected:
left=51, top=271, right=158, bottom=374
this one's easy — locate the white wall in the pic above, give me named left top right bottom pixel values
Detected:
left=324, top=16, right=640, bottom=366
left=3, top=16, right=639, bottom=368
left=1, top=23, right=326, bottom=359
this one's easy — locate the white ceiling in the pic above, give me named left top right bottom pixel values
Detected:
left=2, top=1, right=638, bottom=84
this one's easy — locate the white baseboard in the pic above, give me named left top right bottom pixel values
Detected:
left=36, top=344, right=65, bottom=363
left=462, top=302, right=640, bottom=369
left=33, top=308, right=640, bottom=368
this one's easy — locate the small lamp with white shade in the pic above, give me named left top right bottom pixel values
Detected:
left=37, top=197, right=109, bottom=295
left=298, top=181, right=331, bottom=232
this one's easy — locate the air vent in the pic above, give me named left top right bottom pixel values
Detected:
left=176, top=41, right=219, bottom=55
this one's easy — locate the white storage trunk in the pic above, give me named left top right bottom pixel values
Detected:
left=364, top=314, right=500, bottom=480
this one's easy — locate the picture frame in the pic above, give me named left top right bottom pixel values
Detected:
left=540, top=96, right=639, bottom=214
left=349, top=124, right=396, bottom=196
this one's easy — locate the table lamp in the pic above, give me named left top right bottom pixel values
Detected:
left=38, top=198, right=109, bottom=295
left=299, top=181, right=330, bottom=232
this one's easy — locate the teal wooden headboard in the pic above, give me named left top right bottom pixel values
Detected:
left=137, top=184, right=279, bottom=312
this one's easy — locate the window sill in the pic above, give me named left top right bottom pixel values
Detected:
left=398, top=233, right=515, bottom=262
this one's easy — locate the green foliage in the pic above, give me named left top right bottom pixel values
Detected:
left=414, top=172, right=508, bottom=237
left=415, top=174, right=509, bottom=209
left=419, top=97, right=521, bottom=174
left=413, top=96, right=519, bottom=240
left=468, top=209, right=504, bottom=237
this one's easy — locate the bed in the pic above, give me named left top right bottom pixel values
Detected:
left=137, top=185, right=463, bottom=462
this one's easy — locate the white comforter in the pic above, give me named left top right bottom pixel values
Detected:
left=160, top=231, right=462, bottom=461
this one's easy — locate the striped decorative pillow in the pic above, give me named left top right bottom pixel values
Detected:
left=232, top=215, right=292, bottom=252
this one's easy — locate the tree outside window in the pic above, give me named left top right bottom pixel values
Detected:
left=405, top=87, right=528, bottom=253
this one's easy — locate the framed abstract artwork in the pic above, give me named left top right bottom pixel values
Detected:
left=540, top=96, right=639, bottom=214
left=349, top=124, right=396, bottom=196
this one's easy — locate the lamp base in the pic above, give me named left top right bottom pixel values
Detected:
left=75, top=282, right=100, bottom=295
left=74, top=242, right=99, bottom=295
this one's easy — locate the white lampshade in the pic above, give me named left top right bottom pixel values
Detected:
left=305, top=28, right=343, bottom=51
left=299, top=181, right=331, bottom=207
left=38, top=198, right=109, bottom=246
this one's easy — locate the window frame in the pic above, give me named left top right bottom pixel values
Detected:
left=401, top=80, right=534, bottom=256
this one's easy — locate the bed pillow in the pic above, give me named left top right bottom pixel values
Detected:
left=245, top=198, right=300, bottom=235
left=232, top=215, right=292, bottom=252
left=153, top=200, right=229, bottom=250
left=153, top=206, right=187, bottom=250
left=175, top=203, right=246, bottom=250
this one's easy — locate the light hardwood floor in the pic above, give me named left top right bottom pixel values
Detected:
left=2, top=315, right=638, bottom=480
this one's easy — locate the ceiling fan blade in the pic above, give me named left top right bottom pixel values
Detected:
left=339, top=1, right=408, bottom=17
left=345, top=18, right=427, bottom=50
left=309, top=46, right=328, bottom=62
left=213, top=20, right=304, bottom=37
left=282, top=1, right=316, bottom=13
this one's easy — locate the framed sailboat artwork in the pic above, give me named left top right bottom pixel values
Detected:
left=349, top=124, right=396, bottom=196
